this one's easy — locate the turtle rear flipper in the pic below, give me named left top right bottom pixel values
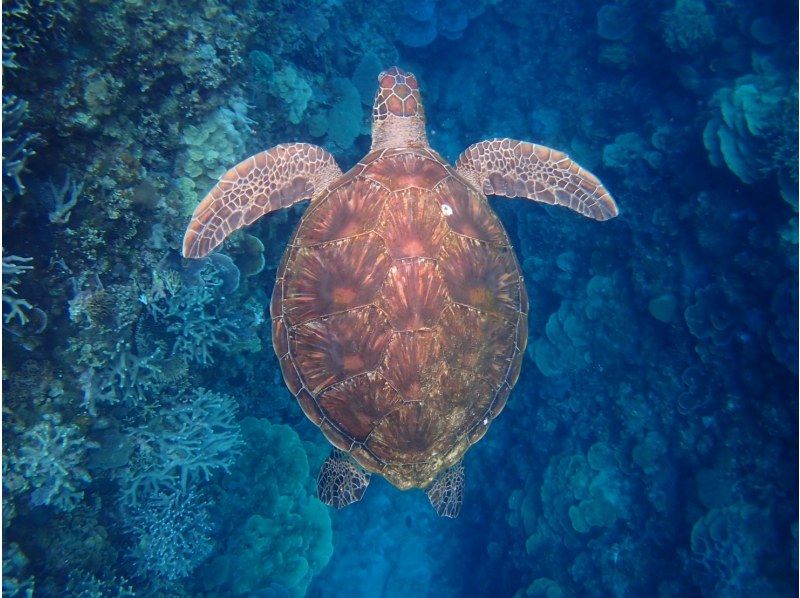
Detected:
left=426, top=462, right=465, bottom=518
left=456, top=139, right=618, bottom=221
left=318, top=449, right=371, bottom=508
left=183, top=143, right=343, bottom=258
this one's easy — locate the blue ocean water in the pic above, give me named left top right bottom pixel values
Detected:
left=2, top=0, right=797, bottom=596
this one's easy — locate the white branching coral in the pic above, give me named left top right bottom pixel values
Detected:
left=12, top=413, right=98, bottom=511
left=146, top=264, right=239, bottom=365
left=125, top=489, right=213, bottom=581
left=118, top=388, right=243, bottom=505
left=2, top=252, right=33, bottom=325
left=46, top=170, right=84, bottom=224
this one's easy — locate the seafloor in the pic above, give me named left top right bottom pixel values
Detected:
left=2, top=0, right=797, bottom=596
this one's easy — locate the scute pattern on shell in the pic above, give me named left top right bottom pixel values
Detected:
left=272, top=147, right=527, bottom=490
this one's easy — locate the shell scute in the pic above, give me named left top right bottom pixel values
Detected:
left=320, top=419, right=354, bottom=451
left=377, top=188, right=448, bottom=260
left=282, top=234, right=391, bottom=325
left=378, top=331, right=442, bottom=403
left=318, top=372, right=402, bottom=441
left=272, top=316, right=289, bottom=358
left=279, top=354, right=303, bottom=395
left=433, top=177, right=506, bottom=243
left=295, top=179, right=385, bottom=246
left=367, top=402, right=440, bottom=464
left=379, top=259, right=448, bottom=331
left=289, top=306, right=392, bottom=394
left=439, top=304, right=517, bottom=388
left=438, top=236, right=520, bottom=320
left=296, top=388, right=324, bottom=426
left=365, top=152, right=449, bottom=191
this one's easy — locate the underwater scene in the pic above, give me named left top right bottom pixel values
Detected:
left=2, top=0, right=798, bottom=596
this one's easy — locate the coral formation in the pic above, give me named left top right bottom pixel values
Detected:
left=703, top=68, right=797, bottom=204
left=125, top=489, right=213, bottom=582
left=596, top=3, right=635, bottom=41
left=396, top=0, right=495, bottom=47
left=2, top=95, right=39, bottom=199
left=200, top=417, right=333, bottom=597
left=661, top=0, right=714, bottom=53
left=2, top=253, right=33, bottom=325
left=176, top=99, right=255, bottom=216
left=690, top=503, right=773, bottom=594
left=10, top=413, right=97, bottom=512
left=118, top=388, right=243, bottom=504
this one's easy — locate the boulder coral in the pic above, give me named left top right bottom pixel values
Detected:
left=690, top=503, right=774, bottom=594
left=396, top=0, right=494, bottom=47
left=201, top=417, right=333, bottom=597
left=541, top=448, right=630, bottom=537
left=703, top=70, right=797, bottom=205
left=271, top=64, right=314, bottom=125
left=325, top=77, right=364, bottom=150
left=660, top=0, right=714, bottom=53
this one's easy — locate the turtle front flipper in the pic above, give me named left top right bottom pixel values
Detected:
left=317, top=449, right=371, bottom=509
left=455, top=139, right=618, bottom=220
left=426, top=462, right=465, bottom=518
left=183, top=143, right=343, bottom=258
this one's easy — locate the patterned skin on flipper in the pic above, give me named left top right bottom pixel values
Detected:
left=183, top=143, right=343, bottom=258
left=455, top=138, right=618, bottom=220
left=318, top=449, right=372, bottom=509
left=275, top=146, right=527, bottom=490
left=426, top=462, right=465, bottom=518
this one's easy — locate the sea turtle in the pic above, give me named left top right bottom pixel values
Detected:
left=182, top=66, right=618, bottom=517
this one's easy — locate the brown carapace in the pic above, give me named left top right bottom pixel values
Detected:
left=182, top=67, right=618, bottom=517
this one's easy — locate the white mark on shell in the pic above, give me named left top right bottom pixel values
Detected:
left=441, top=203, right=453, bottom=216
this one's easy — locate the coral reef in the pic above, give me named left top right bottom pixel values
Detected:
left=394, top=0, right=497, bottom=47
left=2, top=95, right=39, bottom=199
left=10, top=413, right=97, bottom=512
left=117, top=388, right=243, bottom=504
left=661, top=0, right=715, bottom=53
left=200, top=417, right=333, bottom=597
left=2, top=253, right=33, bottom=325
left=690, top=503, right=775, bottom=594
left=176, top=99, right=255, bottom=216
left=703, top=68, right=798, bottom=200
left=1, top=0, right=794, bottom=595
left=125, top=489, right=213, bottom=582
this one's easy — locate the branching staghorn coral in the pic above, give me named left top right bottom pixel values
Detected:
left=124, top=488, right=213, bottom=582
left=11, top=413, right=98, bottom=512
left=2, top=252, right=33, bottom=326
left=145, top=262, right=240, bottom=366
left=46, top=170, right=84, bottom=224
left=117, top=388, right=243, bottom=505
left=2, top=95, right=39, bottom=199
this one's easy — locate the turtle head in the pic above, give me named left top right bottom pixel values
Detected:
left=371, top=66, right=428, bottom=151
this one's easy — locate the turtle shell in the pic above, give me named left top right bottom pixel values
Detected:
left=271, top=147, right=528, bottom=490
